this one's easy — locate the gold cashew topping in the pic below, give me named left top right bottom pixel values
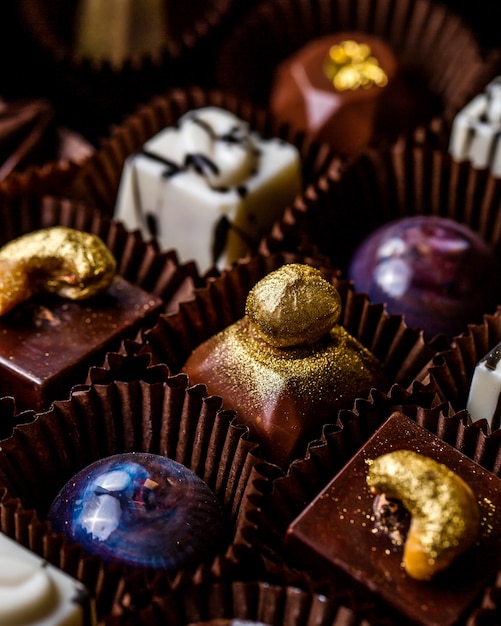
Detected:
left=324, top=39, right=388, bottom=91
left=0, top=227, right=117, bottom=316
left=367, top=450, right=480, bottom=581
left=245, top=264, right=342, bottom=348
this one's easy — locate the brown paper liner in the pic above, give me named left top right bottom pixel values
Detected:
left=0, top=375, right=265, bottom=623
left=0, top=397, right=36, bottom=440
left=0, top=96, right=95, bottom=197
left=0, top=159, right=82, bottom=199
left=104, top=580, right=391, bottom=626
left=228, top=395, right=501, bottom=625
left=215, top=0, right=500, bottom=133
left=70, top=86, right=340, bottom=217
left=13, top=1, right=255, bottom=141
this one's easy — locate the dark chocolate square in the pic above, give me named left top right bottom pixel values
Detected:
left=285, top=412, right=501, bottom=626
left=0, top=276, right=163, bottom=412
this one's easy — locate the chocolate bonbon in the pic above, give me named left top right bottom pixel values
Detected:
left=348, top=215, right=500, bottom=339
left=114, top=106, right=302, bottom=271
left=0, top=227, right=163, bottom=411
left=269, top=32, right=416, bottom=157
left=48, top=452, right=225, bottom=572
left=183, top=263, right=387, bottom=467
left=285, top=412, right=501, bottom=626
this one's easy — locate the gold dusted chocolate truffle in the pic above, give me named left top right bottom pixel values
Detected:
left=0, top=227, right=116, bottom=316
left=367, top=450, right=481, bottom=581
left=184, top=263, right=387, bottom=467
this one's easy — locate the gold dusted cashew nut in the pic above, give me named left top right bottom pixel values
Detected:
left=367, top=450, right=480, bottom=581
left=0, top=227, right=116, bottom=316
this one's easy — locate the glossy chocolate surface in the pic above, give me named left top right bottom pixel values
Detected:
left=285, top=413, right=501, bottom=626
left=0, top=276, right=162, bottom=412
left=270, top=32, right=429, bottom=156
left=348, top=216, right=500, bottom=339
left=49, top=452, right=225, bottom=572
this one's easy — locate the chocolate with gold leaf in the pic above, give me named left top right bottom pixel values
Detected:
left=285, top=412, right=501, bottom=626
left=0, top=227, right=163, bottom=412
left=269, top=32, right=427, bottom=156
left=183, top=264, right=387, bottom=467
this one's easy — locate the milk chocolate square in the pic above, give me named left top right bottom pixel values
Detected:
left=0, top=276, right=162, bottom=412
left=285, top=413, right=501, bottom=626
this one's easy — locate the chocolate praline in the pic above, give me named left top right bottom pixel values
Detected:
left=0, top=226, right=164, bottom=412
left=183, top=264, right=388, bottom=468
left=348, top=215, right=500, bottom=339
left=0, top=276, right=162, bottom=412
left=48, top=452, right=226, bottom=572
left=269, top=32, right=426, bottom=157
left=285, top=412, right=501, bottom=626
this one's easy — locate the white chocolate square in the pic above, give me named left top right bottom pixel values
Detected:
left=449, top=77, right=501, bottom=177
left=0, top=532, right=95, bottom=625
left=466, top=341, right=501, bottom=431
left=114, top=107, right=302, bottom=272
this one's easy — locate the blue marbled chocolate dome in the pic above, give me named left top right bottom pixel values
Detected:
left=48, top=452, right=225, bottom=572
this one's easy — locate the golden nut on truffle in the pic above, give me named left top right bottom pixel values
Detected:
left=245, top=263, right=342, bottom=347
left=0, top=226, right=116, bottom=316
left=367, top=450, right=480, bottom=580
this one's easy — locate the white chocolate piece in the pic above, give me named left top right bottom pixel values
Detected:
left=0, top=532, right=95, bottom=626
left=114, top=107, right=302, bottom=272
left=467, top=341, right=501, bottom=431
left=449, top=77, right=501, bottom=176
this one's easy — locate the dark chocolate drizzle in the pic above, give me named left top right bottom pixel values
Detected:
left=185, top=153, right=220, bottom=177
left=482, top=341, right=501, bottom=370
left=211, top=215, right=259, bottom=265
left=146, top=213, right=158, bottom=238
left=491, top=392, right=501, bottom=432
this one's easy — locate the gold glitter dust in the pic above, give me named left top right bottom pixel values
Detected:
left=480, top=497, right=497, bottom=538
left=204, top=318, right=387, bottom=418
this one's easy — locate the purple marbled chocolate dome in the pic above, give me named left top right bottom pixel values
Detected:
left=48, top=452, right=225, bottom=572
left=348, top=216, right=500, bottom=339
